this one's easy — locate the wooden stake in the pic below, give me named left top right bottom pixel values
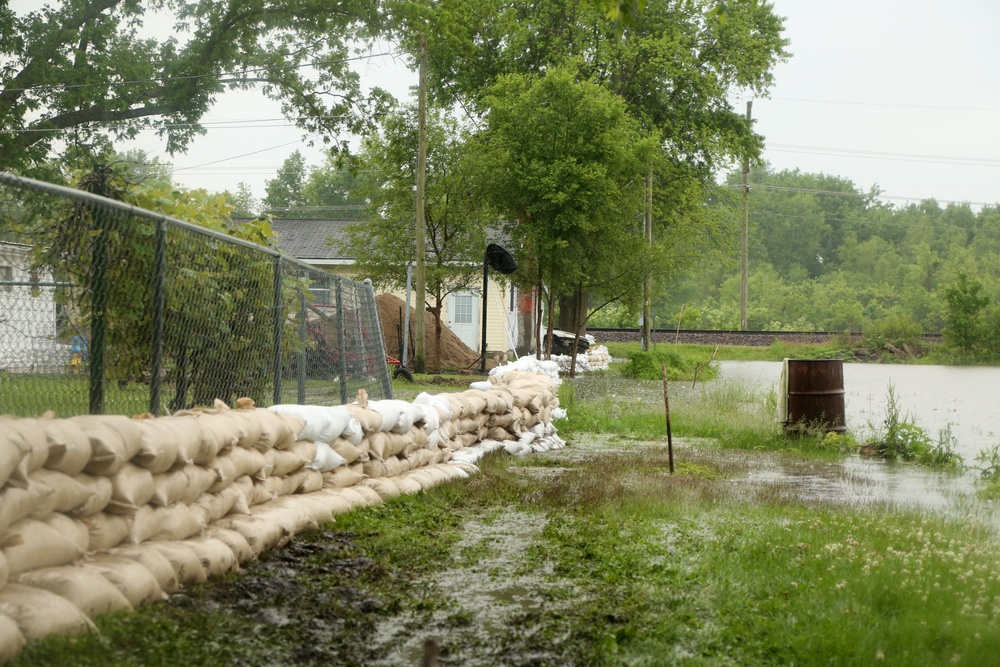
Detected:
left=662, top=365, right=674, bottom=474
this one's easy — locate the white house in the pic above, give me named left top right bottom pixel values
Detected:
left=266, top=219, right=535, bottom=358
left=0, top=242, right=65, bottom=372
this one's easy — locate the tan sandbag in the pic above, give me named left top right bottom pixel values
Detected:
left=150, top=467, right=189, bottom=507
left=107, top=544, right=180, bottom=593
left=269, top=412, right=305, bottom=450
left=83, top=512, right=132, bottom=551
left=254, top=410, right=298, bottom=451
left=432, top=448, right=452, bottom=464
left=142, top=540, right=207, bottom=585
left=461, top=391, right=488, bottom=416
left=322, top=467, right=365, bottom=489
left=0, top=551, right=7, bottom=589
left=225, top=446, right=270, bottom=480
left=0, top=428, right=30, bottom=490
left=2, top=518, right=85, bottom=576
left=228, top=409, right=263, bottom=449
left=392, top=476, right=422, bottom=495
left=213, top=515, right=286, bottom=557
left=454, top=417, right=478, bottom=433
left=486, top=412, right=517, bottom=429
left=408, top=426, right=430, bottom=450
left=401, top=469, right=436, bottom=491
left=359, top=477, right=401, bottom=500
left=245, top=479, right=276, bottom=507
left=204, top=454, right=239, bottom=494
left=263, top=447, right=311, bottom=477
left=0, top=583, right=96, bottom=642
left=42, top=513, right=90, bottom=554
left=15, top=565, right=132, bottom=618
left=332, top=486, right=372, bottom=508
left=105, top=463, right=156, bottom=514
left=185, top=537, right=238, bottom=578
left=40, top=419, right=92, bottom=476
left=361, top=458, right=388, bottom=478
left=179, top=464, right=219, bottom=504
left=84, top=555, right=167, bottom=607
left=307, top=489, right=354, bottom=517
left=191, top=486, right=250, bottom=525
left=131, top=418, right=186, bottom=473
left=287, top=440, right=318, bottom=468
left=0, top=611, right=25, bottom=664
left=445, top=394, right=473, bottom=420
left=71, top=415, right=142, bottom=476
left=405, top=449, right=437, bottom=469
left=250, top=499, right=317, bottom=537
left=273, top=494, right=335, bottom=526
left=125, top=504, right=205, bottom=545
left=195, top=413, right=245, bottom=460
left=328, top=437, right=365, bottom=464
left=0, top=477, right=55, bottom=533
left=261, top=472, right=305, bottom=498
left=2, top=418, right=49, bottom=482
left=343, top=404, right=382, bottom=433
left=296, top=469, right=324, bottom=494
left=382, top=456, right=410, bottom=477
left=367, top=431, right=411, bottom=461
left=486, top=427, right=515, bottom=441
left=203, top=527, right=255, bottom=565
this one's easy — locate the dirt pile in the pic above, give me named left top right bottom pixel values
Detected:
left=375, top=293, right=479, bottom=371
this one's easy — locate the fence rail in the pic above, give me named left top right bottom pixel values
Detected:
left=0, top=171, right=392, bottom=418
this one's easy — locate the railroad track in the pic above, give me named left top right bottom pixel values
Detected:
left=586, top=328, right=943, bottom=347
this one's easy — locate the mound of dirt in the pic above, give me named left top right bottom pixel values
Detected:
left=376, top=293, right=480, bottom=372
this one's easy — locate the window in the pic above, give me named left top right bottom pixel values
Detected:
left=453, top=295, right=475, bottom=324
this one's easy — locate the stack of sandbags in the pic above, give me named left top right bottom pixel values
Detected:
left=488, top=355, right=562, bottom=385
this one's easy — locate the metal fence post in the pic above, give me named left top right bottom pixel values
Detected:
left=366, top=280, right=393, bottom=400
left=149, top=218, right=167, bottom=415
left=297, top=288, right=306, bottom=404
left=336, top=278, right=348, bottom=405
left=272, top=256, right=284, bottom=405
left=88, top=208, right=108, bottom=414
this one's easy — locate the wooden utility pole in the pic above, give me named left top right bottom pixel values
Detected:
left=414, top=35, right=428, bottom=373
left=642, top=166, right=653, bottom=350
left=739, top=100, right=752, bottom=331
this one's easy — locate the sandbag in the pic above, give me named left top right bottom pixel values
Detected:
left=191, top=487, right=250, bottom=525
left=33, top=470, right=112, bottom=518
left=125, top=504, right=205, bottom=545
left=327, top=437, right=366, bottom=464
left=196, top=413, right=247, bottom=460
left=0, top=428, right=30, bottom=490
left=0, top=583, right=96, bottom=642
left=250, top=499, right=317, bottom=536
left=84, top=512, right=132, bottom=551
left=382, top=456, right=410, bottom=477
left=0, top=551, right=6, bottom=589
left=393, top=476, right=423, bottom=495
left=460, top=391, right=488, bottom=416
left=0, top=612, right=25, bottom=664
left=213, top=515, right=286, bottom=557
left=255, top=410, right=299, bottom=450
left=297, top=469, right=324, bottom=494
left=40, top=419, right=92, bottom=476
left=343, top=404, right=382, bottom=433
left=185, top=537, right=238, bottom=578
left=261, top=471, right=306, bottom=498
left=263, top=445, right=312, bottom=477
left=414, top=392, right=454, bottom=421
left=244, top=479, right=276, bottom=507
left=72, top=415, right=142, bottom=476
left=322, top=467, right=365, bottom=489
left=2, top=518, right=85, bottom=576
left=1, top=418, right=49, bottom=483
left=179, top=464, right=219, bottom=505
left=84, top=555, right=167, bottom=607
left=269, top=412, right=305, bottom=450
left=267, top=404, right=354, bottom=442
left=131, top=418, right=189, bottom=473
left=15, top=566, right=132, bottom=618
left=414, top=403, right=441, bottom=433
left=225, top=446, right=270, bottom=480
left=359, top=477, right=401, bottom=500
left=308, top=441, right=348, bottom=472
left=203, top=527, right=255, bottom=565
left=107, top=544, right=180, bottom=593
left=228, top=409, right=263, bottom=449
left=367, top=431, right=411, bottom=461
left=340, top=417, right=364, bottom=446
left=307, top=489, right=354, bottom=517
left=204, top=454, right=239, bottom=494
left=142, top=540, right=208, bottom=585
left=42, top=513, right=90, bottom=554
left=343, top=484, right=382, bottom=506
left=361, top=458, right=388, bottom=479
left=150, top=468, right=189, bottom=507
left=106, top=463, right=156, bottom=514
left=0, top=477, right=55, bottom=533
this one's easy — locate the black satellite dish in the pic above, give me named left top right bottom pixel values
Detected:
left=486, top=243, right=517, bottom=274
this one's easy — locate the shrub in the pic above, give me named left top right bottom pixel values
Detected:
left=619, top=347, right=718, bottom=382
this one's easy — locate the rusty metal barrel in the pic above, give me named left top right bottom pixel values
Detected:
left=784, top=359, right=846, bottom=433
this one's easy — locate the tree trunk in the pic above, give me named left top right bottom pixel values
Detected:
left=429, top=303, right=442, bottom=373
left=558, top=291, right=588, bottom=337
left=545, top=287, right=555, bottom=359
left=569, top=283, right=584, bottom=378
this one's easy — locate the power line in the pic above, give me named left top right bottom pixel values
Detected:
left=173, top=136, right=319, bottom=172
left=768, top=96, right=1000, bottom=114
left=725, top=183, right=999, bottom=208
left=767, top=143, right=1000, bottom=168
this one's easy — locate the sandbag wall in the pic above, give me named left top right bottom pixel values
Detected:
left=0, top=369, right=562, bottom=663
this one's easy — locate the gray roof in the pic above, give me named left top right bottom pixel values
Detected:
left=268, top=219, right=355, bottom=261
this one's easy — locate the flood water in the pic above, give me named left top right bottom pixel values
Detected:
left=719, top=361, right=1000, bottom=463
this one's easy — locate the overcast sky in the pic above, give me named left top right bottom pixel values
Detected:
left=106, top=0, right=1000, bottom=209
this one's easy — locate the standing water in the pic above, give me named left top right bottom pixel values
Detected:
left=719, top=361, right=1000, bottom=464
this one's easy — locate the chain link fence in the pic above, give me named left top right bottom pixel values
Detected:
left=0, top=171, right=393, bottom=418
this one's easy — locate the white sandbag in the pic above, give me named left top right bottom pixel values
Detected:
left=107, top=544, right=180, bottom=593
left=40, top=419, right=92, bottom=476
left=142, top=540, right=208, bottom=585
left=72, top=415, right=143, bottom=476
left=268, top=404, right=354, bottom=442
left=83, top=512, right=132, bottom=551
left=447, top=461, right=480, bottom=477
left=0, top=583, right=96, bottom=642
left=106, top=463, right=156, bottom=514
left=2, top=518, right=85, bottom=576
left=185, top=537, right=238, bottom=578
left=308, top=441, right=348, bottom=472
left=414, top=392, right=454, bottom=421
left=0, top=612, right=25, bottom=664
left=504, top=440, right=533, bottom=457
left=15, top=566, right=132, bottom=618
left=84, top=555, right=167, bottom=607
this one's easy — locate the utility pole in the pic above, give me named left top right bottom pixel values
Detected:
left=739, top=100, right=752, bottom=331
left=642, top=166, right=653, bottom=350
left=414, top=34, right=428, bottom=373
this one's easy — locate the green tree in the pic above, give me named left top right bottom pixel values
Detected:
left=263, top=150, right=308, bottom=215
left=942, top=272, right=991, bottom=357
left=342, top=105, right=490, bottom=370
left=0, top=0, right=390, bottom=174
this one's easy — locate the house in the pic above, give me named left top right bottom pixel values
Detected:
left=0, top=242, right=65, bottom=371
left=265, top=218, right=534, bottom=359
